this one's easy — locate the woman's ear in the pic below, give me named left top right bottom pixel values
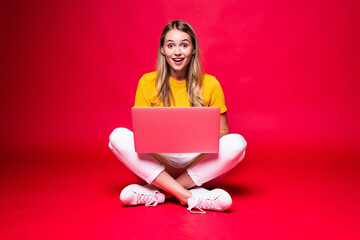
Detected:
left=160, top=46, right=165, bottom=55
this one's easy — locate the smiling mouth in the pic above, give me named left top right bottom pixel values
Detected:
left=172, top=58, right=184, bottom=63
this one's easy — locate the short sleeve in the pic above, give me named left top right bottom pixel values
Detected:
left=134, top=74, right=153, bottom=107
left=207, top=76, right=227, bottom=113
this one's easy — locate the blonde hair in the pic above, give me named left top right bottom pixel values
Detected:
left=155, top=20, right=205, bottom=107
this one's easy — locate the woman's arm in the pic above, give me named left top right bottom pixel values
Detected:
left=220, top=112, right=230, bottom=138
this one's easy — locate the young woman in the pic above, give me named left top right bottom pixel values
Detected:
left=109, top=20, right=247, bottom=213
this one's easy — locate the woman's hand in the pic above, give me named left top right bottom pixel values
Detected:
left=220, top=112, right=230, bottom=138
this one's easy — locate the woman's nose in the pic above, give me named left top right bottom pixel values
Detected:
left=175, top=46, right=181, bottom=55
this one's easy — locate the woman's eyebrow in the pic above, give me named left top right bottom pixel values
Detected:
left=166, top=39, right=190, bottom=43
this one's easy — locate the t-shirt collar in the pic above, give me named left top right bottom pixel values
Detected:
left=169, top=76, right=186, bottom=88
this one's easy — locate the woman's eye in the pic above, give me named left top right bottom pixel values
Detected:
left=182, top=44, right=188, bottom=48
left=168, top=44, right=174, bottom=48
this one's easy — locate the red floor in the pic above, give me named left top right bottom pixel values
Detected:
left=1, top=143, right=359, bottom=240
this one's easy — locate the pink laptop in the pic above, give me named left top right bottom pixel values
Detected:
left=131, top=107, right=220, bottom=153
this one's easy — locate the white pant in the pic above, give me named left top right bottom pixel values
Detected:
left=109, top=128, right=247, bottom=186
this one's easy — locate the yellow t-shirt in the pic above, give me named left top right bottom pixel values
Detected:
left=134, top=71, right=227, bottom=113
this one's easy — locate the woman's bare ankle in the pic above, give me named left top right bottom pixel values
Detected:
left=179, top=190, right=193, bottom=205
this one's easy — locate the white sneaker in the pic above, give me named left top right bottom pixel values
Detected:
left=120, top=184, right=165, bottom=207
left=187, top=187, right=232, bottom=213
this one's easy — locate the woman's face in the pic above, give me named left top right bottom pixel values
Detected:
left=161, top=29, right=195, bottom=78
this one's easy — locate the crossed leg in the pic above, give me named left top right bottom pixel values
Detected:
left=109, top=127, right=247, bottom=204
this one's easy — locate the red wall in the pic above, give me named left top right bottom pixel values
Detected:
left=1, top=0, right=360, bottom=150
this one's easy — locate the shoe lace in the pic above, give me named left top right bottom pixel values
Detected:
left=187, top=195, right=219, bottom=214
left=136, top=190, right=161, bottom=207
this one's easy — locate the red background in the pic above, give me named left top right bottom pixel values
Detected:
left=2, top=0, right=359, bottom=149
left=1, top=0, right=360, bottom=239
